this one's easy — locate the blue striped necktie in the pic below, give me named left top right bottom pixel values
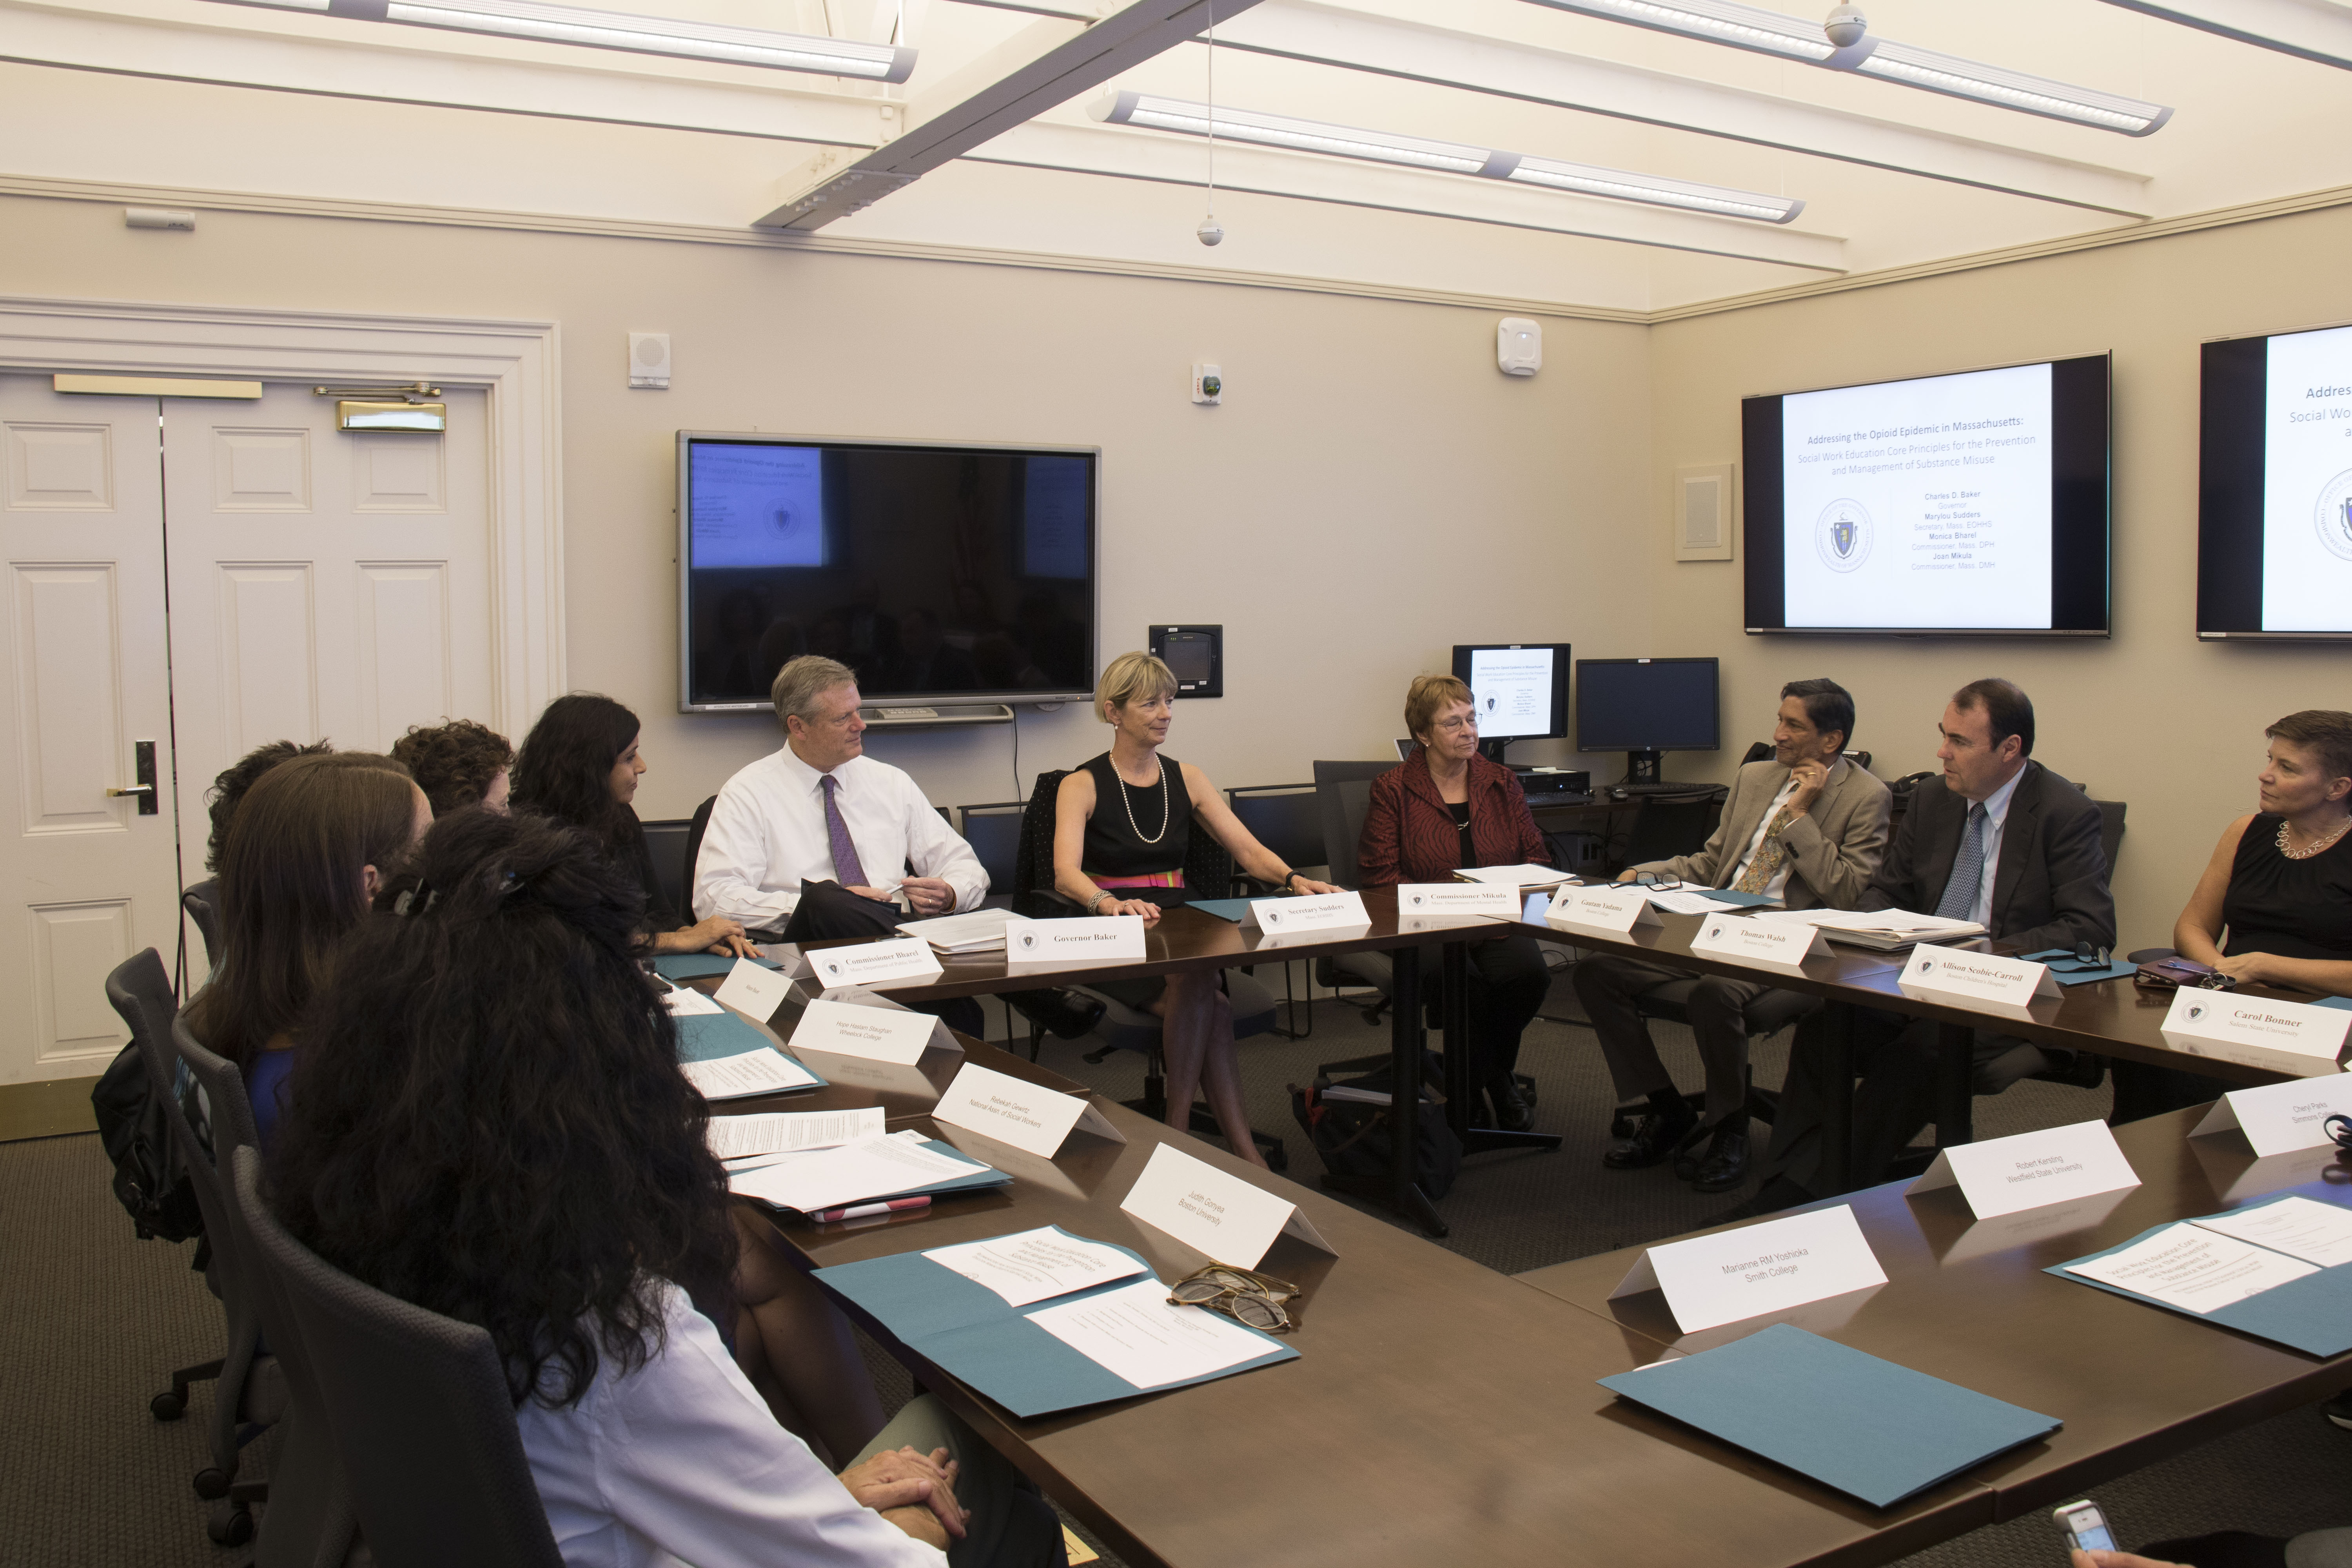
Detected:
left=1934, top=803, right=1989, bottom=921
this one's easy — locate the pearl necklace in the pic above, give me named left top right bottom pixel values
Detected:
left=1117, top=760, right=1171, bottom=845
left=2276, top=817, right=2352, bottom=860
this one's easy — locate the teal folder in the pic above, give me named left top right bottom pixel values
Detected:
left=817, top=1230, right=1297, bottom=1418
left=653, top=953, right=781, bottom=980
left=1597, top=1323, right=2060, bottom=1509
left=1185, top=898, right=1253, bottom=922
left=673, top=1008, right=808, bottom=1066
left=2047, top=1210, right=2352, bottom=1357
left=1702, top=889, right=1780, bottom=908
left=2019, top=950, right=2138, bottom=985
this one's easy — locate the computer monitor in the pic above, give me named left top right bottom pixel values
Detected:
left=1575, top=658, right=1720, bottom=784
left=1449, top=644, right=1571, bottom=761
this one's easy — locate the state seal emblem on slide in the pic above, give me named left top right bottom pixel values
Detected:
left=2314, top=469, right=2352, bottom=563
left=1815, top=499, right=1873, bottom=572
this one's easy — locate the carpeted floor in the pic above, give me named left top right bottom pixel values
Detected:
left=5, top=958, right=2344, bottom=1567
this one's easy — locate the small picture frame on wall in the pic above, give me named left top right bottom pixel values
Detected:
left=1674, top=462, right=1736, bottom=563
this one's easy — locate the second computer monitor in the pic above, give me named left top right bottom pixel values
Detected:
left=1450, top=643, right=1571, bottom=759
left=1576, top=657, right=1720, bottom=784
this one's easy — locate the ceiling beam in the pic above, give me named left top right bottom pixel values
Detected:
left=959, top=117, right=1847, bottom=270
left=2095, top=0, right=2352, bottom=72
left=1218, top=0, right=2152, bottom=216
left=0, top=0, right=891, bottom=145
left=754, top=0, right=1266, bottom=229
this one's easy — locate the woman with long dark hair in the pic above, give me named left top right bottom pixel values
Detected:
left=270, top=810, right=1063, bottom=1566
left=182, top=751, right=430, bottom=1148
left=511, top=692, right=750, bottom=956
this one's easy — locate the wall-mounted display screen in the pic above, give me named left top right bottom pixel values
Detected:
left=677, top=433, right=1098, bottom=711
left=1450, top=644, right=1571, bottom=741
left=1742, top=355, right=2111, bottom=636
left=2198, top=323, right=2352, bottom=640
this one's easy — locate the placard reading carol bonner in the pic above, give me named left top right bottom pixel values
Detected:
left=2161, top=989, right=2352, bottom=1076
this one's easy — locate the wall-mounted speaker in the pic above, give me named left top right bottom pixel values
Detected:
left=628, top=332, right=671, bottom=390
left=1674, top=462, right=1735, bottom=562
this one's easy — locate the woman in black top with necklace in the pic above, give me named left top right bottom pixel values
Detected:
left=2116, top=710, right=2352, bottom=1122
left=1053, top=652, right=1340, bottom=1169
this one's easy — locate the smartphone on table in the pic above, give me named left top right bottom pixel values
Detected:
left=2054, top=1500, right=2118, bottom=1555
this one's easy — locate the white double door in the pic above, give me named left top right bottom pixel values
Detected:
left=0, top=376, right=493, bottom=1085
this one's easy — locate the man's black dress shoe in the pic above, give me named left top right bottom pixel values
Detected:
left=1487, top=1077, right=1536, bottom=1132
left=1690, top=1119, right=1751, bottom=1194
left=1005, top=988, right=1106, bottom=1041
left=1603, top=1102, right=1698, bottom=1168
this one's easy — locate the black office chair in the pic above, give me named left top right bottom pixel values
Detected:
left=956, top=802, right=1025, bottom=911
left=1011, top=769, right=1287, bottom=1169
left=1309, top=761, right=1397, bottom=1022
left=183, top=878, right=223, bottom=974
left=1225, top=783, right=1327, bottom=1038
left=682, top=793, right=719, bottom=918
left=1615, top=786, right=1728, bottom=870
left=232, top=1146, right=566, bottom=1568
left=640, top=817, right=692, bottom=922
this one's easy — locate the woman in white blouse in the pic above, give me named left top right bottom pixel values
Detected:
left=267, top=807, right=1065, bottom=1567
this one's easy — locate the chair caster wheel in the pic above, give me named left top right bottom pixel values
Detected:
left=150, top=1391, right=185, bottom=1421
left=193, top=1466, right=231, bottom=1500
left=207, top=1501, right=254, bottom=1546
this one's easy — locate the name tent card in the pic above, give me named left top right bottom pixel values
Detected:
left=2160, top=990, right=2352, bottom=1077
left=1897, top=944, right=2061, bottom=1018
left=1546, top=884, right=1664, bottom=938
left=1395, top=883, right=1518, bottom=919
left=1003, top=914, right=1145, bottom=969
left=794, top=936, right=945, bottom=991
left=1687, top=914, right=1830, bottom=975
left=931, top=1060, right=1125, bottom=1159
left=1907, top=1118, right=2141, bottom=1219
left=1241, top=890, right=1370, bottom=934
left=713, top=956, right=797, bottom=1021
left=1118, top=1143, right=1335, bottom=1268
left=1611, top=1205, right=1888, bottom=1335
left=2192, top=1075, right=2352, bottom=1157
left=794, top=995, right=956, bottom=1065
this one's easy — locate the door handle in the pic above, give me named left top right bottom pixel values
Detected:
left=111, top=740, right=160, bottom=815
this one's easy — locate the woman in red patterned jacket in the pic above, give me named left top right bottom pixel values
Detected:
left=1358, top=673, right=1555, bottom=1131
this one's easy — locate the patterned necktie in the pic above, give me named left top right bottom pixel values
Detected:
left=1934, top=802, right=1989, bottom=921
left=1733, top=805, right=1798, bottom=895
left=820, top=775, right=869, bottom=888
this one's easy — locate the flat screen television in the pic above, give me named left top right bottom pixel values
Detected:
left=676, top=432, right=1099, bottom=711
left=1742, top=354, right=2111, bottom=636
left=1575, top=658, right=1719, bottom=784
left=2198, top=321, right=2352, bottom=640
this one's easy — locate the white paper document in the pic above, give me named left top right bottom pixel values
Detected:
left=1907, top=1119, right=2141, bottom=1219
left=1811, top=911, right=1983, bottom=935
left=713, top=957, right=797, bottom=1021
left=729, top=1132, right=987, bottom=1212
left=661, top=986, right=724, bottom=1017
left=2192, top=1076, right=2352, bottom=1158
left=2191, top=1196, right=2352, bottom=1268
left=2063, top=1223, right=2319, bottom=1314
left=899, top=907, right=1015, bottom=954
left=1024, top=1276, right=1277, bottom=1390
left=706, top=1105, right=884, bottom=1161
left=1611, top=1204, right=1888, bottom=1334
left=1646, top=889, right=1744, bottom=916
left=793, top=995, right=953, bottom=1064
left=1453, top=863, right=1571, bottom=888
left=679, top=1048, right=823, bottom=1102
left=922, top=1227, right=1147, bottom=1307
left=930, top=1060, right=1125, bottom=1158
left=1118, top=1142, right=1335, bottom=1267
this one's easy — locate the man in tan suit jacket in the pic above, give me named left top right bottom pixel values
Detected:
left=1572, top=679, right=1891, bottom=1193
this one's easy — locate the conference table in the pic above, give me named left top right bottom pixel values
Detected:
left=693, top=961, right=2352, bottom=1568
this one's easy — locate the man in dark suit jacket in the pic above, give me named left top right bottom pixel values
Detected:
left=1742, top=678, right=2117, bottom=1212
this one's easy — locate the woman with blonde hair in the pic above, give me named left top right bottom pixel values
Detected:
left=1053, top=651, right=1339, bottom=1167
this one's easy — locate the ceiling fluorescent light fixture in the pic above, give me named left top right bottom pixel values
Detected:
left=1525, top=0, right=2169, bottom=134
left=200, top=0, right=916, bottom=79
left=1088, top=92, right=1802, bottom=222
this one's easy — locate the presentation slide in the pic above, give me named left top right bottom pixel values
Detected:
left=2261, top=323, right=2352, bottom=632
left=690, top=443, right=826, bottom=568
left=1468, top=647, right=1554, bottom=738
left=1022, top=456, right=1092, bottom=580
left=1780, top=363, right=2053, bottom=629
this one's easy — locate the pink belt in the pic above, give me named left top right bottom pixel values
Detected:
left=1091, top=870, right=1186, bottom=889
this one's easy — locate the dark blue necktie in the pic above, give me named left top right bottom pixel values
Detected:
left=1934, top=802, right=1989, bottom=921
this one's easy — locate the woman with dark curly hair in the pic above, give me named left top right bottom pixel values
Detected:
left=269, top=809, right=1064, bottom=1566
left=390, top=717, right=515, bottom=815
left=512, top=692, right=750, bottom=956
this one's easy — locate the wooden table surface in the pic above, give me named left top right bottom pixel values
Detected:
left=1515, top=1107, right=2352, bottom=1524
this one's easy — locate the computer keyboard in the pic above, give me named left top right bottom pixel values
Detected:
left=1613, top=781, right=1715, bottom=797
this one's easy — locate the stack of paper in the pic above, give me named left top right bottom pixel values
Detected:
left=673, top=1005, right=826, bottom=1102
left=1453, top=864, right=1573, bottom=890
left=1807, top=910, right=1988, bottom=951
left=729, top=1129, right=1008, bottom=1212
left=707, top=1106, right=885, bottom=1164
left=2052, top=1194, right=2352, bottom=1356
left=1597, top=1323, right=2060, bottom=1508
left=816, top=1225, right=1298, bottom=1417
left=899, top=908, right=1016, bottom=955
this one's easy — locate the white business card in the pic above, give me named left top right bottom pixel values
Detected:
left=1687, top=913, right=1829, bottom=975
left=929, top=1060, right=1125, bottom=1158
left=2192, top=1074, right=2352, bottom=1158
left=1118, top=1142, right=1334, bottom=1268
left=1610, top=1204, right=1888, bottom=1335
left=1907, top=1118, right=2141, bottom=1219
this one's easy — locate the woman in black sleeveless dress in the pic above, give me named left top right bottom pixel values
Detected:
left=2118, top=710, right=2352, bottom=1120
left=1053, top=652, right=1340, bottom=1169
